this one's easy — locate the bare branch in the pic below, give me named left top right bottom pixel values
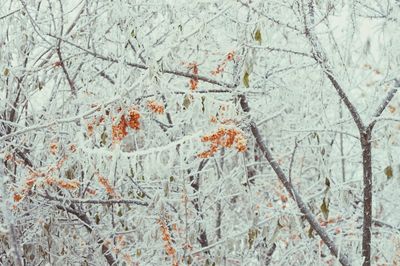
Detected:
left=236, top=0, right=300, bottom=31
left=47, top=34, right=236, bottom=88
left=44, top=194, right=149, bottom=206
left=368, top=79, right=400, bottom=130
left=0, top=96, right=120, bottom=142
left=245, top=44, right=312, bottom=58
left=0, top=9, right=21, bottom=20
left=8, top=224, right=23, bottom=266
left=302, top=3, right=365, bottom=132
left=239, top=94, right=350, bottom=266
left=55, top=204, right=116, bottom=265
left=56, top=43, right=77, bottom=96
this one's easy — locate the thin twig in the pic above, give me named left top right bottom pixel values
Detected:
left=237, top=0, right=300, bottom=31
left=0, top=96, right=120, bottom=142
left=368, top=79, right=400, bottom=130
left=55, top=204, right=116, bottom=265
left=239, top=94, right=350, bottom=266
left=288, top=139, right=298, bottom=183
left=56, top=43, right=77, bottom=96
left=245, top=44, right=312, bottom=58
left=47, top=34, right=236, bottom=88
left=0, top=9, right=21, bottom=20
left=44, top=194, right=149, bottom=206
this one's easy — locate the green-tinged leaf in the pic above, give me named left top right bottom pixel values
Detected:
left=136, top=248, right=142, bottom=257
left=3, top=68, right=9, bottom=76
left=169, top=176, right=175, bottom=182
left=320, top=198, right=329, bottom=220
left=183, top=94, right=192, bottom=109
left=243, top=71, right=250, bottom=88
left=254, top=29, right=262, bottom=44
left=130, top=29, right=136, bottom=38
left=384, top=165, right=393, bottom=179
left=247, top=227, right=259, bottom=248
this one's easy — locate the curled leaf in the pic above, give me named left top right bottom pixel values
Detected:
left=384, top=165, right=393, bottom=179
left=320, top=198, right=329, bottom=220
left=247, top=227, right=259, bottom=248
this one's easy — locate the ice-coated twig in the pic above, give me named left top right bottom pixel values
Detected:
left=47, top=34, right=236, bottom=88
left=43, top=194, right=149, bottom=206
left=0, top=96, right=120, bottom=142
left=239, top=93, right=350, bottom=266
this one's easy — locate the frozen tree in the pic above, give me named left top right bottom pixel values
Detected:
left=1, top=0, right=400, bottom=265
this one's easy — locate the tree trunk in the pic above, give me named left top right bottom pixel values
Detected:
left=361, top=131, right=372, bottom=266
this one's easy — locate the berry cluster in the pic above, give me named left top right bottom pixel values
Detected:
left=147, top=100, right=165, bottom=114
left=211, top=51, right=235, bottom=76
left=112, top=109, right=141, bottom=142
left=198, top=127, right=247, bottom=158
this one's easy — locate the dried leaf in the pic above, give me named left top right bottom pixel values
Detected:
left=13, top=193, right=23, bottom=202
left=308, top=226, right=314, bottom=238
left=243, top=71, right=250, bottom=88
left=247, top=227, right=259, bottom=248
left=100, top=132, right=108, bottom=146
left=325, top=177, right=331, bottom=188
left=95, top=213, right=100, bottom=224
left=388, top=105, right=396, bottom=113
left=320, top=198, right=329, bottom=220
left=65, top=168, right=75, bottom=179
left=201, top=96, right=206, bottom=113
left=254, top=29, right=262, bottom=44
left=384, top=165, right=393, bottom=179
left=183, top=94, right=192, bottom=109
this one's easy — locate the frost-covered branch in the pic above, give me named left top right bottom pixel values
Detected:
left=47, top=34, right=236, bottom=88
left=239, top=94, right=350, bottom=266
left=43, top=194, right=149, bottom=206
left=368, top=79, right=400, bottom=129
left=55, top=204, right=116, bottom=265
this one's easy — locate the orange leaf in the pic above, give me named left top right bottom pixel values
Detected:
left=26, top=177, right=37, bottom=187
left=147, top=101, right=165, bottom=114
left=13, top=193, right=23, bottom=202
